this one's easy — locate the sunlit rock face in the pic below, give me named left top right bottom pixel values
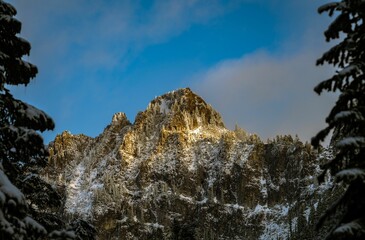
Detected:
left=45, top=88, right=333, bottom=239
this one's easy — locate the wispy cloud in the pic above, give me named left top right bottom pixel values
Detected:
left=191, top=43, right=336, bottom=143
left=12, top=0, right=237, bottom=71
left=185, top=0, right=338, bottom=143
left=9, top=0, right=243, bottom=141
left=8, top=0, right=336, bottom=144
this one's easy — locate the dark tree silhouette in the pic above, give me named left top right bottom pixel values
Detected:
left=0, top=1, right=76, bottom=239
left=312, top=0, right=365, bottom=239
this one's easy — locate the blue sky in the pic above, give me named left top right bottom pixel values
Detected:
left=9, top=0, right=336, bottom=143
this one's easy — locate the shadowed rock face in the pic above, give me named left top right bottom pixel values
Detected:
left=45, top=88, right=333, bottom=239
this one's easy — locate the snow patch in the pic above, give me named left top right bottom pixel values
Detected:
left=258, top=204, right=291, bottom=240
left=314, top=202, right=318, bottom=211
left=65, top=162, right=101, bottom=218
left=197, top=197, right=208, bottom=205
left=179, top=194, right=193, bottom=203
left=189, top=126, right=202, bottom=135
left=159, top=99, right=171, bottom=114
left=145, top=222, right=164, bottom=229
left=304, top=207, right=311, bottom=222
left=259, top=176, right=268, bottom=198
left=224, top=203, right=245, bottom=211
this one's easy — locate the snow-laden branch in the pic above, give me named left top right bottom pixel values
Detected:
left=0, top=164, right=47, bottom=237
left=332, top=219, right=365, bottom=238
left=336, top=137, right=365, bottom=148
left=335, top=168, right=365, bottom=183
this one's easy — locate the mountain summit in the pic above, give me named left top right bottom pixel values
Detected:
left=45, top=88, right=333, bottom=239
left=137, top=88, right=225, bottom=131
left=119, top=88, right=227, bottom=162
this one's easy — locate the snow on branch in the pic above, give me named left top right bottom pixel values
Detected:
left=333, top=110, right=364, bottom=122
left=335, top=168, right=365, bottom=183
left=48, top=230, right=76, bottom=239
left=0, top=51, right=9, bottom=62
left=336, top=137, right=365, bottom=148
left=336, top=64, right=359, bottom=78
left=6, top=125, right=40, bottom=143
left=1, top=92, right=54, bottom=131
left=318, top=2, right=338, bottom=14
left=332, top=219, right=365, bottom=238
left=24, top=216, right=47, bottom=236
left=9, top=96, right=54, bottom=131
left=0, top=0, right=17, bottom=16
left=0, top=165, right=25, bottom=207
left=0, top=165, right=48, bottom=237
left=17, top=101, right=54, bottom=130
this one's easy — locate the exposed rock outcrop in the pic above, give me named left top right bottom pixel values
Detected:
left=45, top=88, right=334, bottom=239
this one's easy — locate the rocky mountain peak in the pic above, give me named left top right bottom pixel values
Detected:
left=135, top=88, right=224, bottom=133
left=44, top=88, right=335, bottom=240
left=112, top=112, right=128, bottom=124
left=118, top=88, right=227, bottom=161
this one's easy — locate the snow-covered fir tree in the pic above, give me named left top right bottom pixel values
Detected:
left=0, top=1, right=78, bottom=239
left=312, top=0, right=365, bottom=239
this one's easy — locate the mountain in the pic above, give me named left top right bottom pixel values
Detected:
left=44, top=88, right=337, bottom=239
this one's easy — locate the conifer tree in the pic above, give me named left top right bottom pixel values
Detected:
left=312, top=0, right=365, bottom=239
left=0, top=1, right=75, bottom=239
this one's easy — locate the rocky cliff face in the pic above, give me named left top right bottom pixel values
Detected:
left=45, top=88, right=334, bottom=239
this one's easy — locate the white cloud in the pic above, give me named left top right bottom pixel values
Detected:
left=8, top=0, right=337, bottom=144
left=186, top=0, right=338, bottom=144
left=11, top=0, right=237, bottom=72
left=8, top=0, right=243, bottom=142
left=191, top=48, right=337, bottom=142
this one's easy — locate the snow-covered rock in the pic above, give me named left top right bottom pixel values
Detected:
left=45, top=88, right=333, bottom=239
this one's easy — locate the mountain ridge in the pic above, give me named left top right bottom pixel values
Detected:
left=44, top=88, right=335, bottom=239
